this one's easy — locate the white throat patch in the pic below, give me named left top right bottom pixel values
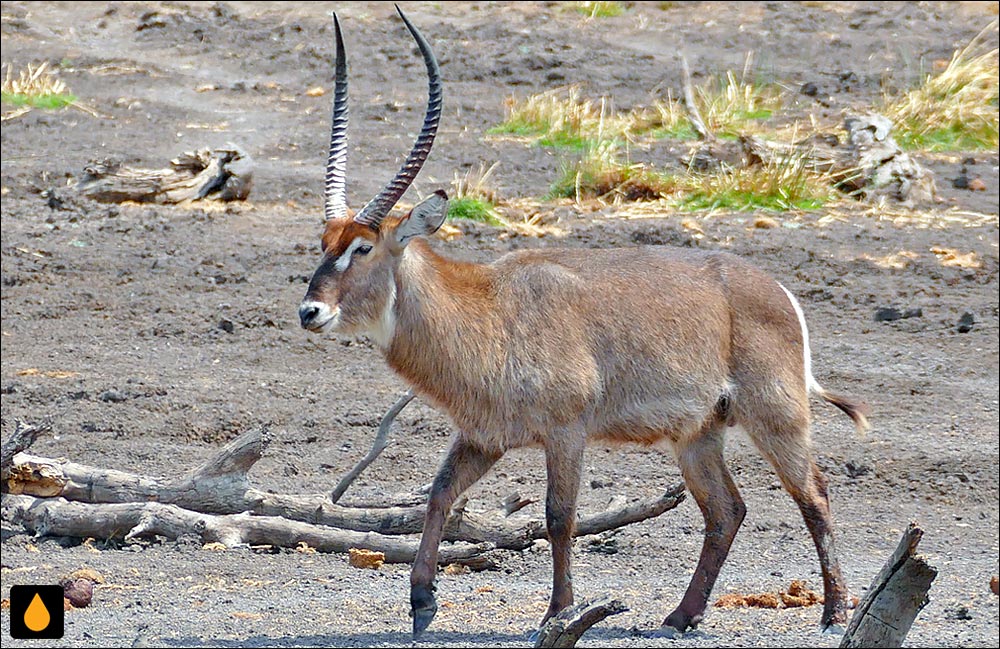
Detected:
left=369, top=280, right=397, bottom=349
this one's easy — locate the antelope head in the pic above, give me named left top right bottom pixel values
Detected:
left=298, top=7, right=447, bottom=346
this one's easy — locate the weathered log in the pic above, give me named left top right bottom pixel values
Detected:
left=74, top=144, right=253, bottom=203
left=1, top=420, right=51, bottom=487
left=534, top=595, right=628, bottom=648
left=738, top=114, right=936, bottom=205
left=7, top=441, right=685, bottom=550
left=840, top=523, right=938, bottom=648
left=1, top=495, right=489, bottom=564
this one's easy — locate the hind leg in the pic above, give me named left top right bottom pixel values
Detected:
left=744, top=409, right=849, bottom=631
left=663, top=421, right=747, bottom=632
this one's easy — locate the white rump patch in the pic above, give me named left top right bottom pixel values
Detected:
left=778, top=283, right=823, bottom=394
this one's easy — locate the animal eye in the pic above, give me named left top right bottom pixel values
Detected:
left=355, top=244, right=373, bottom=256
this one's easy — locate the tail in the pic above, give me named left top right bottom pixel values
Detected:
left=814, top=385, right=871, bottom=434
left=778, top=283, right=871, bottom=434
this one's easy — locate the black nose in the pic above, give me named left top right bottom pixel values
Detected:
left=299, top=304, right=320, bottom=329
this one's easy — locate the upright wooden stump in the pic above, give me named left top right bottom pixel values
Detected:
left=841, top=523, right=937, bottom=648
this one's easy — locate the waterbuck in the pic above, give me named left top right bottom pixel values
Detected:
left=298, top=7, right=869, bottom=639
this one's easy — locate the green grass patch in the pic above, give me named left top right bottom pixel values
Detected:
left=576, top=1, right=625, bottom=18
left=2, top=91, right=76, bottom=109
left=649, top=121, right=699, bottom=141
left=447, top=196, right=503, bottom=225
left=894, top=123, right=998, bottom=152
left=679, top=190, right=826, bottom=212
left=676, top=155, right=837, bottom=213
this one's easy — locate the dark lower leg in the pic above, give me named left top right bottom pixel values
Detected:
left=411, top=439, right=499, bottom=638
left=664, top=430, right=745, bottom=632
left=541, top=439, right=584, bottom=626
left=795, top=465, right=848, bottom=629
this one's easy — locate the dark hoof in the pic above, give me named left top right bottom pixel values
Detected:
left=646, top=625, right=708, bottom=640
left=410, top=583, right=438, bottom=640
left=821, top=603, right=849, bottom=635
left=662, top=609, right=702, bottom=634
left=821, top=622, right=846, bottom=636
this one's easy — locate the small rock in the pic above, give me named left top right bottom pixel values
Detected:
left=967, top=177, right=986, bottom=192
left=990, top=575, right=998, bottom=596
left=944, top=605, right=973, bottom=621
left=875, top=307, right=921, bottom=322
left=874, top=307, right=901, bottom=322
left=800, top=81, right=819, bottom=96
left=99, top=389, right=128, bottom=403
left=218, top=318, right=235, bottom=334
left=962, top=156, right=977, bottom=166
left=957, top=312, right=975, bottom=333
left=62, top=578, right=94, bottom=608
left=844, top=460, right=871, bottom=479
left=590, top=478, right=614, bottom=489
left=953, top=173, right=970, bottom=190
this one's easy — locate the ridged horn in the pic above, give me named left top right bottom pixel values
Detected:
left=353, top=5, right=442, bottom=230
left=324, top=13, right=349, bottom=221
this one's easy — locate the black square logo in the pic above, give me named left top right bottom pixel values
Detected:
left=9, top=585, right=65, bottom=639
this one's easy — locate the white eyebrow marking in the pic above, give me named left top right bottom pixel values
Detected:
left=334, top=237, right=370, bottom=272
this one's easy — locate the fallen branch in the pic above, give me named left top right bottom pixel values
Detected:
left=74, top=144, right=253, bottom=203
left=534, top=596, right=628, bottom=648
left=1, top=495, right=489, bottom=565
left=840, top=523, right=938, bottom=648
left=330, top=390, right=415, bottom=503
left=8, top=427, right=686, bottom=549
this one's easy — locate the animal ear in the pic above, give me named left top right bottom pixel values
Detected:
left=390, top=190, right=448, bottom=248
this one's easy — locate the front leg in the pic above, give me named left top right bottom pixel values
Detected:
left=411, top=437, right=500, bottom=640
left=541, top=435, right=585, bottom=626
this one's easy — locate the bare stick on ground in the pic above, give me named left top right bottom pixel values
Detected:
left=534, top=596, right=628, bottom=648
left=680, top=54, right=712, bottom=142
left=840, top=523, right=938, bottom=648
left=330, top=389, right=415, bottom=503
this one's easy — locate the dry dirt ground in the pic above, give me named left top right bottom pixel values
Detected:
left=1, top=2, right=998, bottom=647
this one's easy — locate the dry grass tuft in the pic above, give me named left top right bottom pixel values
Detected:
left=883, top=22, right=999, bottom=151
left=638, top=54, right=783, bottom=140
left=550, top=140, right=678, bottom=203
left=448, top=162, right=506, bottom=225
left=2, top=62, right=76, bottom=118
left=490, top=85, right=630, bottom=149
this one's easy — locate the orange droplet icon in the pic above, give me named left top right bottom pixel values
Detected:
left=24, top=592, right=51, bottom=632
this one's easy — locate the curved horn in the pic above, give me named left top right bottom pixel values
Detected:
left=354, top=5, right=443, bottom=230
left=324, top=13, right=349, bottom=221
